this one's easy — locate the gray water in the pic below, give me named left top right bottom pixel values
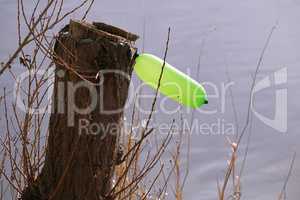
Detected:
left=1, top=0, right=300, bottom=199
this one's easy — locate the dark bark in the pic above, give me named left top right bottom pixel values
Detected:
left=21, top=20, right=138, bottom=200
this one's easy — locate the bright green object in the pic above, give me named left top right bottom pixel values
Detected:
left=134, top=53, right=208, bottom=108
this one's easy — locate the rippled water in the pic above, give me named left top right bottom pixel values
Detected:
left=1, top=0, right=299, bottom=199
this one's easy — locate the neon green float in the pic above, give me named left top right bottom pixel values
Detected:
left=134, top=53, right=208, bottom=108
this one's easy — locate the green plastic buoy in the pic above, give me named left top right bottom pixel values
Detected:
left=134, top=53, right=208, bottom=108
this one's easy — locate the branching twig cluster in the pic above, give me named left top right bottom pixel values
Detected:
left=0, top=2, right=189, bottom=199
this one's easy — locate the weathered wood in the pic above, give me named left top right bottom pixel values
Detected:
left=21, top=20, right=138, bottom=200
left=92, top=22, right=139, bottom=42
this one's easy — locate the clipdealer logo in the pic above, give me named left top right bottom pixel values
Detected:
left=251, top=67, right=287, bottom=133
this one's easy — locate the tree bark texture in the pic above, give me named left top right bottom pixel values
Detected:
left=21, top=20, right=138, bottom=200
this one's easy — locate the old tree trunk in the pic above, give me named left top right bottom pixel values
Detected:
left=22, top=20, right=138, bottom=200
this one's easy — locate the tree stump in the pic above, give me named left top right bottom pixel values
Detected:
left=21, top=20, right=138, bottom=200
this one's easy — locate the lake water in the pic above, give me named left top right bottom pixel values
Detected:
left=0, top=0, right=300, bottom=199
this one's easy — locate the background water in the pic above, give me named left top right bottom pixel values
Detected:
left=1, top=0, right=300, bottom=199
